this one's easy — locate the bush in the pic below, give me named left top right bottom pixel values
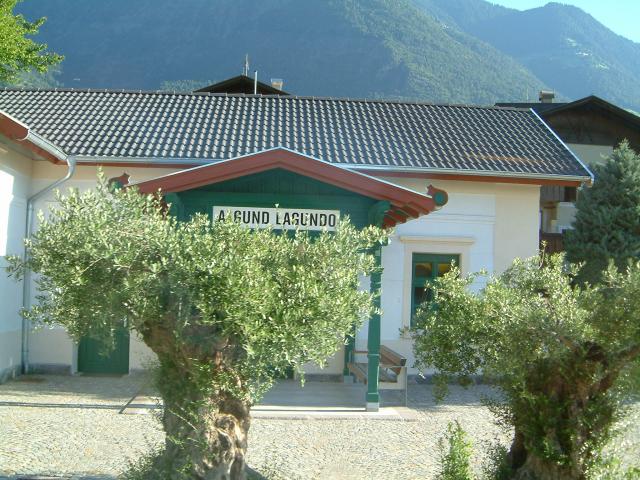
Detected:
left=437, top=421, right=475, bottom=480
left=481, top=443, right=511, bottom=480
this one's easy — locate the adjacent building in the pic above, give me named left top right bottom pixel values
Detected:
left=498, top=94, right=640, bottom=250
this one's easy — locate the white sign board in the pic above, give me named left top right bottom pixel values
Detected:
left=213, top=206, right=340, bottom=231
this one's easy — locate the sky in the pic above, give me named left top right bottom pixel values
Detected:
left=490, top=1, right=640, bottom=42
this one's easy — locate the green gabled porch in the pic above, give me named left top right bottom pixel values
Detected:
left=131, top=147, right=447, bottom=411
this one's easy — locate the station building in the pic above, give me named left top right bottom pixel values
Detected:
left=0, top=85, right=592, bottom=408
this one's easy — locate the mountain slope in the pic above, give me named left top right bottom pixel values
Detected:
left=15, top=0, right=547, bottom=104
left=417, top=0, right=640, bottom=110
left=414, top=0, right=512, bottom=31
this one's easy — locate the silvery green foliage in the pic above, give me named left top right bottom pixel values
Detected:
left=412, top=254, right=640, bottom=478
left=7, top=174, right=386, bottom=402
left=0, top=0, right=62, bottom=84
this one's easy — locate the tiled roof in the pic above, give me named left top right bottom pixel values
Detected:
left=0, top=89, right=591, bottom=179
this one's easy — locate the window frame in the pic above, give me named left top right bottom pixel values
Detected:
left=410, top=252, right=460, bottom=326
left=399, top=235, right=475, bottom=331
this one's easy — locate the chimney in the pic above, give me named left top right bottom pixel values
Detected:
left=539, top=90, right=555, bottom=103
left=271, top=78, right=284, bottom=91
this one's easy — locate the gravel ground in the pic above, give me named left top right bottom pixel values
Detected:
left=0, top=374, right=638, bottom=480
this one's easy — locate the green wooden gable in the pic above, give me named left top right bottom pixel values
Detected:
left=166, top=168, right=384, bottom=229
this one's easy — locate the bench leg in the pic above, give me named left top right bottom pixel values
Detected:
left=404, top=367, right=408, bottom=407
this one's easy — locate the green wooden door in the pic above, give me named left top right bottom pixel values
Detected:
left=78, top=328, right=130, bottom=374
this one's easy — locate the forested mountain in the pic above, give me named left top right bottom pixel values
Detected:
left=13, top=0, right=640, bottom=110
left=13, top=0, right=547, bottom=104
left=416, top=0, right=640, bottom=110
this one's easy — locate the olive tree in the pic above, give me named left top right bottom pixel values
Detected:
left=0, top=0, right=62, bottom=84
left=7, top=176, right=386, bottom=479
left=412, top=254, right=640, bottom=480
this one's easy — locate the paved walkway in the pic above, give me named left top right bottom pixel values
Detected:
left=123, top=380, right=416, bottom=420
left=0, top=374, right=638, bottom=479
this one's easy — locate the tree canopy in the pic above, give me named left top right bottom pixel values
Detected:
left=0, top=0, right=62, bottom=84
left=8, top=175, right=386, bottom=479
left=565, top=142, right=640, bottom=285
left=412, top=254, right=640, bottom=479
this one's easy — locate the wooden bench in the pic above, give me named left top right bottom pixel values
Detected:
left=347, top=345, right=408, bottom=404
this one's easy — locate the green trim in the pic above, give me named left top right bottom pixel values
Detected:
left=366, top=245, right=383, bottom=404
left=368, top=200, right=390, bottom=226
left=433, top=191, right=447, bottom=206
left=410, top=253, right=459, bottom=326
left=174, top=170, right=379, bottom=229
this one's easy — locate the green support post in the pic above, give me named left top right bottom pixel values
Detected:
left=366, top=245, right=382, bottom=411
left=363, top=200, right=388, bottom=411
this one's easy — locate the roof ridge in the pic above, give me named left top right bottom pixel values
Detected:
left=0, top=87, right=530, bottom=111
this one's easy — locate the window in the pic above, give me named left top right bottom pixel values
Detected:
left=411, top=253, right=459, bottom=326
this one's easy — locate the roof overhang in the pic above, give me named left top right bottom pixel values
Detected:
left=0, top=110, right=67, bottom=163
left=541, top=95, right=640, bottom=126
left=131, top=147, right=448, bottom=228
left=354, top=167, right=590, bottom=187
left=60, top=155, right=592, bottom=186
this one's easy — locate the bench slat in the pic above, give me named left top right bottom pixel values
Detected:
left=380, top=345, right=406, bottom=367
left=349, top=362, right=399, bottom=384
left=380, top=345, right=407, bottom=376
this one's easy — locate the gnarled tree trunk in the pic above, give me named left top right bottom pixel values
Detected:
left=505, top=349, right=620, bottom=480
left=143, top=323, right=252, bottom=480
left=161, top=389, right=250, bottom=480
left=512, top=454, right=583, bottom=480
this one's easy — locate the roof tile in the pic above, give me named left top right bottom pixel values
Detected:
left=0, top=89, right=589, bottom=178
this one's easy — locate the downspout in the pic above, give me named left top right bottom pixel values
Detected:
left=18, top=131, right=75, bottom=374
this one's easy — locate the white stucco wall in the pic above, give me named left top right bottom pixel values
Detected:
left=0, top=140, right=32, bottom=381
left=354, top=178, right=541, bottom=373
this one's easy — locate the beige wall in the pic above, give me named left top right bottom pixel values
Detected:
left=29, top=328, right=74, bottom=368
left=380, top=177, right=541, bottom=273
left=0, top=331, right=21, bottom=381
left=0, top=139, right=33, bottom=381
left=301, top=348, right=345, bottom=377
left=129, top=332, right=157, bottom=371
left=31, top=162, right=180, bottom=190
left=493, top=183, right=541, bottom=273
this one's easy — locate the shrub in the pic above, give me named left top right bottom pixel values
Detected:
left=437, top=421, right=475, bottom=480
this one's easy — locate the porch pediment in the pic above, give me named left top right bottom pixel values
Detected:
left=131, top=148, right=447, bottom=227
